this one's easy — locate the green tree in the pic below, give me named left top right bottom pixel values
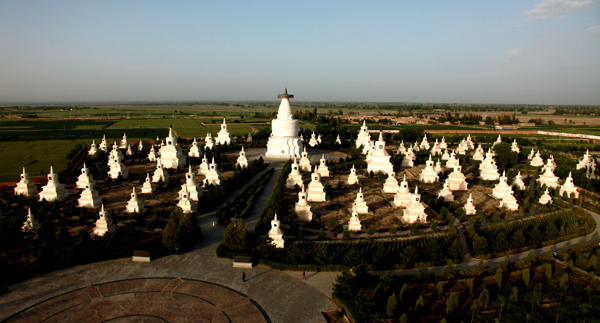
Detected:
left=493, top=143, right=519, bottom=168
left=386, top=293, right=398, bottom=317
left=436, top=281, right=443, bottom=297
left=587, top=254, right=598, bottom=271
left=522, top=269, right=530, bottom=286
left=495, top=267, right=503, bottom=289
left=399, top=313, right=408, bottom=323
left=416, top=296, right=425, bottom=310
left=509, top=287, right=518, bottom=309
left=472, top=235, right=489, bottom=256
left=399, top=283, right=408, bottom=301
left=446, top=292, right=459, bottom=314
left=478, top=288, right=490, bottom=308
left=222, top=220, right=248, bottom=251
left=545, top=264, right=553, bottom=281
left=443, top=260, right=456, bottom=278
left=493, top=232, right=509, bottom=253
left=511, top=230, right=527, bottom=249
left=448, top=239, right=463, bottom=261
left=162, top=209, right=200, bottom=252
left=559, top=273, right=569, bottom=294
left=545, top=221, right=559, bottom=241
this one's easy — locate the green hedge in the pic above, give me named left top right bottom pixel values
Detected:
left=215, top=168, right=274, bottom=222
left=255, top=159, right=292, bottom=234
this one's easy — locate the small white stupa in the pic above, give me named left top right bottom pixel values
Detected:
left=498, top=191, right=519, bottom=211
left=347, top=164, right=360, bottom=185
left=307, top=166, right=327, bottom=202
left=317, top=134, right=322, bottom=144
left=527, top=149, right=535, bottom=160
left=152, top=158, right=169, bottom=183
left=137, top=139, right=144, bottom=152
left=299, top=147, right=312, bottom=171
left=537, top=166, right=560, bottom=188
left=441, top=149, right=450, bottom=161
left=188, top=137, right=201, bottom=158
left=246, top=133, right=253, bottom=143
left=456, top=139, right=468, bottom=155
left=125, top=143, right=134, bottom=156
left=530, top=150, right=544, bottom=167
left=197, top=154, right=209, bottom=175
left=39, top=165, right=69, bottom=202
left=265, top=88, right=303, bottom=158
left=539, top=188, right=553, bottom=205
left=492, top=171, right=513, bottom=199
left=401, top=149, right=415, bottom=167
left=286, top=158, right=304, bottom=187
left=335, top=135, right=342, bottom=145
left=88, top=139, right=98, bottom=155
left=353, top=188, right=370, bottom=214
left=430, top=139, right=442, bottom=156
left=393, top=175, right=412, bottom=207
left=99, top=135, right=110, bottom=152
left=14, top=167, right=38, bottom=197
left=317, top=154, right=330, bottom=177
left=119, top=133, right=129, bottom=149
left=203, top=157, right=221, bottom=186
left=204, top=133, right=215, bottom=150
left=367, top=132, right=394, bottom=173
left=413, top=141, right=420, bottom=152
left=347, top=206, right=362, bottom=232
left=464, top=193, right=477, bottom=215
left=479, top=149, right=500, bottom=181
left=93, top=204, right=116, bottom=236
left=512, top=171, right=526, bottom=190
left=161, top=127, right=186, bottom=169
left=76, top=163, right=96, bottom=189
left=397, top=140, right=407, bottom=154
left=472, top=144, right=484, bottom=161
left=559, top=172, right=579, bottom=198
left=494, top=134, right=502, bottom=146
left=434, top=159, right=443, bottom=174
left=236, top=146, right=249, bottom=168
left=181, top=165, right=201, bottom=200
left=465, top=134, right=475, bottom=150
left=269, top=214, right=285, bottom=248
left=383, top=172, right=400, bottom=193
left=141, top=173, right=156, bottom=194
left=126, top=187, right=145, bottom=213
left=402, top=186, right=427, bottom=224
left=542, top=158, right=556, bottom=173
left=78, top=183, right=102, bottom=208
left=295, top=184, right=313, bottom=221
left=420, top=134, right=430, bottom=150
left=446, top=164, right=468, bottom=191
left=445, top=151, right=459, bottom=168
left=107, top=155, right=129, bottom=179
left=355, top=121, right=374, bottom=153
left=439, top=137, right=448, bottom=149
left=215, top=118, right=233, bottom=145
left=577, top=150, right=596, bottom=170
left=108, top=142, right=124, bottom=166
left=511, top=139, right=520, bottom=153
left=22, top=207, right=40, bottom=232
left=308, top=132, right=319, bottom=147
left=419, top=155, right=439, bottom=183
left=177, top=185, right=197, bottom=213
left=147, top=145, right=157, bottom=162
left=438, top=182, right=454, bottom=202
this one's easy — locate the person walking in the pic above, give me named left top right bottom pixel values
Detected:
left=302, top=271, right=306, bottom=280
left=242, top=272, right=246, bottom=282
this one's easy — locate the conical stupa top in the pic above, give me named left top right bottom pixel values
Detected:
left=99, top=204, right=106, bottom=218
left=241, top=146, right=245, bottom=152
left=403, top=174, right=406, bottom=181
left=301, top=184, right=306, bottom=192
left=146, top=173, right=151, bottom=181
left=414, top=185, right=419, bottom=194
left=352, top=164, right=355, bottom=169
left=132, top=186, right=137, bottom=194
left=28, top=207, right=33, bottom=218
left=362, top=120, right=366, bottom=127
left=22, top=166, right=27, bottom=175
left=303, top=146, right=307, bottom=152
left=359, top=187, right=362, bottom=193
left=322, top=153, right=325, bottom=159
left=469, top=193, right=473, bottom=199
left=428, top=154, right=432, bottom=161
left=169, top=127, right=174, bottom=137
left=212, top=157, right=215, bottom=163
left=378, top=131, right=383, bottom=142
left=92, top=139, right=96, bottom=144
left=188, top=164, right=192, bottom=173
left=222, top=118, right=226, bottom=124
left=293, top=157, right=297, bottom=163
left=50, top=164, right=55, bottom=174
left=502, top=170, right=506, bottom=176
left=182, top=184, right=188, bottom=193
left=273, top=213, right=278, bottom=221
left=568, top=171, right=572, bottom=178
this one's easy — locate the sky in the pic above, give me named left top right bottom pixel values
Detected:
left=0, top=0, right=599, bottom=105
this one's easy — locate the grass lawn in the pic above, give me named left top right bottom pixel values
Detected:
left=0, top=140, right=85, bottom=182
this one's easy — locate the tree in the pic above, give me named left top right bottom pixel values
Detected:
left=511, top=230, right=527, bottom=249
left=399, top=313, right=408, bottom=323
left=478, top=288, right=490, bottom=308
left=472, top=235, right=489, bottom=256
left=545, top=264, right=553, bottom=281
left=436, top=281, right=443, bottom=297
left=222, top=220, right=248, bottom=251
left=493, top=143, right=519, bottom=168
left=494, top=295, right=506, bottom=322
left=545, top=222, right=559, bottom=241
left=443, top=261, right=456, bottom=278
left=559, top=273, right=569, bottom=294
left=416, top=296, right=425, bottom=310
left=448, top=239, right=463, bottom=261
left=495, top=267, right=503, bottom=289
left=399, top=283, right=408, bottom=301
left=493, top=232, right=509, bottom=253
left=418, top=263, right=429, bottom=280
left=587, top=254, right=598, bottom=271
left=162, top=209, right=200, bottom=252
left=522, top=269, right=530, bottom=286
left=446, top=292, right=459, bottom=314
left=509, top=287, right=518, bottom=309
left=386, top=293, right=398, bottom=317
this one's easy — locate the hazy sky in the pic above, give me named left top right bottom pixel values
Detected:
left=0, top=0, right=599, bottom=105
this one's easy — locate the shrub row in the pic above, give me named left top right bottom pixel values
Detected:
left=254, top=159, right=292, bottom=234
left=216, top=168, right=274, bottom=222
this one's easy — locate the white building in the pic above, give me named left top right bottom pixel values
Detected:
left=265, top=88, right=303, bottom=158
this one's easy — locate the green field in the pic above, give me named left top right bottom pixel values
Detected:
left=520, top=125, right=600, bottom=136
left=0, top=140, right=85, bottom=182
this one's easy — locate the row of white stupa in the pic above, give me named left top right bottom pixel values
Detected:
left=22, top=205, right=116, bottom=237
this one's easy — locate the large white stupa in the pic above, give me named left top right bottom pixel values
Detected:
left=161, top=127, right=186, bottom=169
left=367, top=132, right=394, bottom=174
left=14, top=167, right=38, bottom=197
left=39, top=165, right=69, bottom=202
left=215, top=118, right=233, bottom=145
left=265, top=88, right=303, bottom=158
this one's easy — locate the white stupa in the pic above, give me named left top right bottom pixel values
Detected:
left=413, top=141, right=420, bottom=152
left=511, top=139, right=520, bottom=153
left=492, top=171, right=513, bottom=199
left=188, top=137, right=201, bottom=158
left=78, top=183, right=102, bottom=208
left=125, top=187, right=145, bottom=213
left=181, top=165, right=201, bottom=200
left=203, top=157, right=221, bottom=186
left=93, top=204, right=116, bottom=236
left=141, top=173, right=156, bottom=194
left=177, top=185, right=197, bottom=213
left=456, top=139, right=468, bottom=155
left=464, top=193, right=477, bottom=215
left=268, top=214, right=285, bottom=248
left=430, top=139, right=442, bottom=156
left=286, top=158, right=304, bottom=187
left=347, top=206, right=362, bottom=232
left=88, top=139, right=98, bottom=155
left=246, top=133, right=253, bottom=143
left=512, top=171, right=526, bottom=190
left=559, top=172, right=579, bottom=198
left=125, top=143, right=134, bottom=156
left=308, top=132, right=319, bottom=147
left=437, top=182, right=454, bottom=202
left=445, top=151, right=459, bottom=168
left=214, top=118, right=233, bottom=145
left=480, top=149, right=500, bottom=181
left=465, top=134, right=474, bottom=150
left=108, top=142, right=124, bottom=166
left=401, top=149, right=415, bottom=167
left=204, top=133, right=215, bottom=150
left=494, top=134, right=502, bottom=146
left=439, top=137, right=448, bottom=149
left=393, top=175, right=412, bottom=207
left=441, top=149, right=450, bottom=161
left=527, top=149, right=535, bottom=160
left=236, top=146, right=249, bottom=168
left=542, top=158, right=556, bottom=173
left=76, top=163, right=96, bottom=189
left=335, top=135, right=342, bottom=145
left=420, top=134, right=430, bottom=150
left=266, top=88, right=303, bottom=158
left=152, top=158, right=169, bottom=183
left=22, top=207, right=40, bottom=232
left=39, top=165, right=69, bottom=202
left=307, top=166, right=327, bottom=202
left=446, top=164, right=468, bottom=191
left=472, top=144, right=484, bottom=161
left=99, top=135, right=110, bottom=152
left=402, top=186, right=427, bottom=224
left=317, top=134, right=322, bottom=144
left=107, top=155, right=129, bottom=179
left=397, top=140, right=407, bottom=154
left=537, top=166, right=560, bottom=188
left=383, top=172, right=400, bottom=193
left=197, top=154, right=209, bottom=175
left=317, top=154, right=330, bottom=177
left=498, top=191, right=519, bottom=211
left=137, top=139, right=144, bottom=152
left=530, top=150, right=544, bottom=167
left=147, top=146, right=157, bottom=162
left=434, top=159, right=443, bottom=174
left=367, top=132, right=394, bottom=174
left=347, top=164, right=360, bottom=185
left=577, top=150, right=596, bottom=170
left=356, top=121, right=374, bottom=154
left=299, top=147, right=312, bottom=172
left=160, top=127, right=186, bottom=169
left=353, top=188, right=370, bottom=214
left=539, top=188, right=553, bottom=205
left=295, top=184, right=313, bottom=221
left=419, top=155, right=439, bottom=183
left=14, top=167, right=38, bottom=197
left=119, top=133, right=129, bottom=149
